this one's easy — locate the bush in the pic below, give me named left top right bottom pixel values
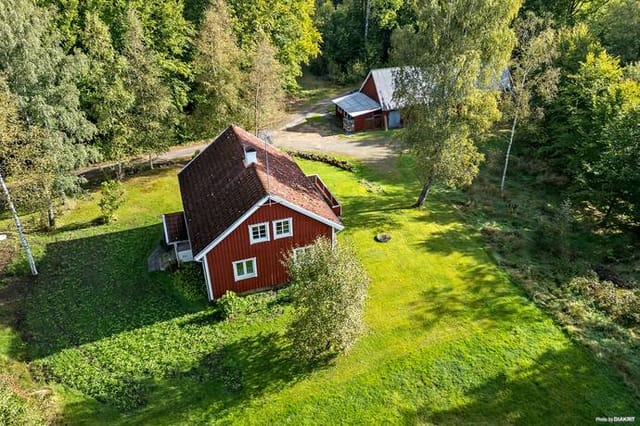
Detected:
left=217, top=291, right=249, bottom=320
left=286, top=238, right=369, bottom=360
left=534, top=199, right=573, bottom=258
left=568, top=272, right=640, bottom=324
left=98, top=180, right=125, bottom=224
left=171, top=263, right=206, bottom=303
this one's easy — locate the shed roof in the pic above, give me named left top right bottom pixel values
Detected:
left=178, top=125, right=342, bottom=258
left=331, top=92, right=381, bottom=117
left=163, top=212, right=189, bottom=244
left=365, top=67, right=403, bottom=111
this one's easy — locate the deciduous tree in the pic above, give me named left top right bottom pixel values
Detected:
left=122, top=8, right=176, bottom=169
left=286, top=238, right=369, bottom=361
left=500, top=12, right=560, bottom=195
left=243, top=32, right=285, bottom=135
left=191, top=0, right=244, bottom=139
left=0, top=0, right=98, bottom=227
left=391, top=0, right=521, bottom=207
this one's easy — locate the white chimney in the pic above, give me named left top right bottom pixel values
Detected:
left=244, top=147, right=257, bottom=166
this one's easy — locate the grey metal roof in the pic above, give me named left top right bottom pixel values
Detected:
left=332, top=92, right=381, bottom=117
left=366, top=67, right=403, bottom=111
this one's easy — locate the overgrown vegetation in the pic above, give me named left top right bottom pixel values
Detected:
left=454, top=138, right=640, bottom=397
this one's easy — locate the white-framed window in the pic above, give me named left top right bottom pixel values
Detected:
left=292, top=246, right=311, bottom=261
left=249, top=222, right=270, bottom=244
left=233, top=257, right=257, bottom=281
left=273, top=218, right=293, bottom=239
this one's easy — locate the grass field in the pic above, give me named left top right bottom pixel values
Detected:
left=1, top=156, right=639, bottom=423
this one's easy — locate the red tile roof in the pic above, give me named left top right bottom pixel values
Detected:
left=178, top=125, right=342, bottom=257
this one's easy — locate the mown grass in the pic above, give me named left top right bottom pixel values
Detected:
left=453, top=138, right=640, bottom=397
left=2, top=157, right=639, bottom=423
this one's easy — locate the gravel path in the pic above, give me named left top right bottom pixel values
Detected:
left=77, top=99, right=398, bottom=177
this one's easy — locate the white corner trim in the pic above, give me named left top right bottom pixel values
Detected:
left=249, top=222, right=270, bottom=244
left=269, top=195, right=344, bottom=231
left=202, top=256, right=214, bottom=301
left=358, top=70, right=374, bottom=93
left=272, top=217, right=293, bottom=239
left=193, top=195, right=270, bottom=261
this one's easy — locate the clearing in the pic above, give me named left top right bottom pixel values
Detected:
left=1, top=154, right=637, bottom=423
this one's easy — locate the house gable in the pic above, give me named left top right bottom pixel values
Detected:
left=204, top=202, right=334, bottom=299
left=179, top=125, right=342, bottom=260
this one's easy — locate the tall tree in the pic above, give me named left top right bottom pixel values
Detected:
left=243, top=32, right=285, bottom=135
left=589, top=0, right=640, bottom=64
left=39, top=0, right=194, bottom=110
left=80, top=12, right=135, bottom=179
left=500, top=12, right=559, bottom=195
left=391, top=0, right=521, bottom=207
left=226, top=0, right=321, bottom=89
left=0, top=80, right=38, bottom=275
left=122, top=8, right=176, bottom=169
left=0, top=0, right=97, bottom=227
left=191, top=0, right=244, bottom=139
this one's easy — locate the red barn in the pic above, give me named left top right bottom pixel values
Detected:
left=162, top=125, right=343, bottom=300
left=332, top=67, right=404, bottom=133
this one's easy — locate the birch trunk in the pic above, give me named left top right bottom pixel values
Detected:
left=414, top=175, right=435, bottom=208
left=500, top=110, right=518, bottom=196
left=0, top=173, right=38, bottom=275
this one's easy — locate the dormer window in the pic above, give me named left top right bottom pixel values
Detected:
left=273, top=218, right=293, bottom=239
left=249, top=222, right=269, bottom=244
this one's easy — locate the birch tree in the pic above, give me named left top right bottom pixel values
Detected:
left=0, top=0, right=97, bottom=227
left=392, top=0, right=521, bottom=207
left=0, top=80, right=37, bottom=275
left=500, top=12, right=559, bottom=195
left=243, top=32, right=285, bottom=135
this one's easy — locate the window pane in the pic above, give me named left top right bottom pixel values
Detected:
left=282, top=221, right=290, bottom=233
left=236, top=263, right=244, bottom=276
left=246, top=260, right=254, bottom=274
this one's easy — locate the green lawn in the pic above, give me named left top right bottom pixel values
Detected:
left=3, top=157, right=639, bottom=423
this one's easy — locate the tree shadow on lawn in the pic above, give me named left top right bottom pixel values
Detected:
left=22, top=224, right=208, bottom=359
left=401, top=346, right=640, bottom=425
left=62, top=331, right=322, bottom=423
left=407, top=198, right=544, bottom=330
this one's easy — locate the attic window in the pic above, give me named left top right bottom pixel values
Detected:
left=249, top=222, right=269, bottom=244
left=273, top=218, right=293, bottom=239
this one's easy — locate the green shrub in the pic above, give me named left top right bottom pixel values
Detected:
left=172, top=263, right=206, bottom=303
left=568, top=272, right=640, bottom=324
left=217, top=291, right=249, bottom=320
left=98, top=180, right=125, bottom=224
left=286, top=238, right=369, bottom=361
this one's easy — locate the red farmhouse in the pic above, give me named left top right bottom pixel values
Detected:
left=162, top=125, right=343, bottom=300
left=332, top=67, right=404, bottom=133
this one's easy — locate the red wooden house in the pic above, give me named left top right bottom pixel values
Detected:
left=162, top=125, right=343, bottom=300
left=332, top=67, right=404, bottom=133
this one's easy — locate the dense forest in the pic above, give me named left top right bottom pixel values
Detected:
left=0, top=0, right=638, bottom=228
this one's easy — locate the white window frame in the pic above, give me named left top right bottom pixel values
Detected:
left=232, top=257, right=257, bottom=281
left=273, top=218, right=293, bottom=239
left=248, top=222, right=270, bottom=244
left=292, top=245, right=311, bottom=261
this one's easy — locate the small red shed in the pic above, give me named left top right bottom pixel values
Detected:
left=163, top=125, right=343, bottom=300
left=332, top=67, right=404, bottom=132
